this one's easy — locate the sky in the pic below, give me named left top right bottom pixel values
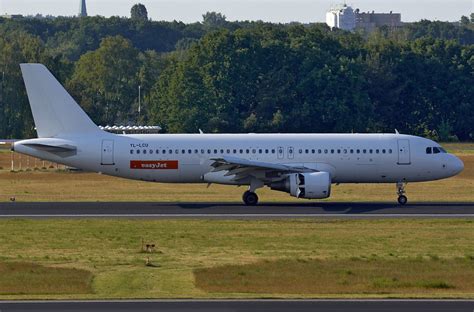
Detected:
left=0, top=0, right=472, bottom=23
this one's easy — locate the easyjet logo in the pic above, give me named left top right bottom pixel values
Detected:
left=130, top=160, right=179, bottom=170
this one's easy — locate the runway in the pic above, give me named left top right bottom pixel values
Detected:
left=0, top=202, right=473, bottom=218
left=0, top=300, right=473, bottom=312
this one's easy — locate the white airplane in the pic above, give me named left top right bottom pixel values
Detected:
left=12, top=64, right=464, bottom=205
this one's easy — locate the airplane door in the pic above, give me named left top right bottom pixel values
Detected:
left=287, top=147, right=294, bottom=159
left=277, top=146, right=284, bottom=160
left=101, top=139, right=115, bottom=165
left=397, top=139, right=411, bottom=165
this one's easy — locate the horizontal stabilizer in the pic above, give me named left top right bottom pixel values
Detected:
left=23, top=143, right=77, bottom=154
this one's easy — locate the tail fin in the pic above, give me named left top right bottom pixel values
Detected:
left=20, top=63, right=101, bottom=138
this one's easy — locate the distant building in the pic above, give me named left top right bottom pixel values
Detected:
left=0, top=14, right=23, bottom=20
left=79, top=0, right=87, bottom=17
left=355, top=9, right=403, bottom=33
left=326, top=4, right=402, bottom=32
left=326, top=4, right=356, bottom=31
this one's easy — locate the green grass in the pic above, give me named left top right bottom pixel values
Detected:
left=0, top=262, right=93, bottom=295
left=195, top=258, right=474, bottom=295
left=0, top=219, right=473, bottom=299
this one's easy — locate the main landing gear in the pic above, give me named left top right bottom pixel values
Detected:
left=243, top=191, right=259, bottom=206
left=242, top=178, right=264, bottom=206
left=397, top=182, right=408, bottom=205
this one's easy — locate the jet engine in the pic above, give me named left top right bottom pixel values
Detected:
left=270, top=172, right=331, bottom=199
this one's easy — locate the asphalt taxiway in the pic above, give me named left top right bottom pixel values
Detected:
left=0, top=201, right=473, bottom=218
left=0, top=300, right=473, bottom=312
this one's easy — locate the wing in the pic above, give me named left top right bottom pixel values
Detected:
left=209, top=155, right=316, bottom=183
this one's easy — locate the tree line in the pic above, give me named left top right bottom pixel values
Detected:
left=0, top=11, right=473, bottom=140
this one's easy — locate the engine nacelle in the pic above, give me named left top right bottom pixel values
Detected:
left=271, top=172, right=331, bottom=199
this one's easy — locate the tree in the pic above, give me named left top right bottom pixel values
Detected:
left=460, top=15, right=470, bottom=25
left=68, top=36, right=140, bottom=126
left=202, top=12, right=227, bottom=28
left=131, top=4, right=148, bottom=21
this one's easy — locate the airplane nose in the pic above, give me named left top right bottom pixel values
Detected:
left=451, top=156, right=464, bottom=175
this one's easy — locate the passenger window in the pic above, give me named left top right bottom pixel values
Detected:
left=331, top=149, right=334, bottom=154
left=162, top=150, right=166, bottom=154
left=318, top=149, right=322, bottom=154
left=188, top=149, right=192, bottom=154
left=305, top=149, right=309, bottom=154
left=137, top=150, right=140, bottom=154
left=271, top=149, right=275, bottom=154
left=150, top=150, right=153, bottom=154
left=169, top=149, right=173, bottom=154
left=156, top=150, right=160, bottom=154
left=369, top=149, right=373, bottom=154
left=311, top=149, right=315, bottom=154
left=382, top=149, right=386, bottom=154
left=299, top=149, right=303, bottom=154
left=175, top=149, right=179, bottom=154
left=130, top=150, right=134, bottom=154
left=343, top=149, right=347, bottom=154
left=265, top=149, right=269, bottom=154
left=143, top=150, right=147, bottom=154
left=240, top=149, right=243, bottom=154
left=357, top=149, right=360, bottom=154
left=252, top=149, right=256, bottom=154
left=246, top=149, right=250, bottom=154
left=182, top=150, right=186, bottom=154
left=195, top=149, right=198, bottom=154
left=350, top=149, right=354, bottom=154
left=376, top=149, right=379, bottom=154
left=233, top=149, right=237, bottom=154
left=363, top=149, right=366, bottom=154
left=213, top=149, right=217, bottom=154
left=389, top=149, right=393, bottom=154
left=337, top=149, right=341, bottom=154
left=208, top=150, right=211, bottom=154
left=324, top=149, right=328, bottom=154
left=259, top=149, right=262, bottom=154
left=201, top=149, right=205, bottom=154
left=227, top=149, right=231, bottom=154
left=433, top=147, right=441, bottom=154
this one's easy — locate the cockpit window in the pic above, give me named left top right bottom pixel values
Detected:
left=439, top=147, right=447, bottom=153
left=433, top=147, right=441, bottom=154
left=426, top=147, right=432, bottom=154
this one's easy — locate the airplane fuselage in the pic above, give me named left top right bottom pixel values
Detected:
left=14, top=133, right=463, bottom=185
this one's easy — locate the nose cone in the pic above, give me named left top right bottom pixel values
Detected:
left=451, top=156, right=464, bottom=176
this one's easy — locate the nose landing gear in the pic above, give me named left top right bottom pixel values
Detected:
left=397, top=182, right=408, bottom=205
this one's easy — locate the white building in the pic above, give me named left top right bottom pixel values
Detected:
left=326, top=4, right=356, bottom=31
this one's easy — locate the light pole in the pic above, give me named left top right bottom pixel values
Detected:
left=1, top=70, right=5, bottom=137
left=138, top=85, right=141, bottom=123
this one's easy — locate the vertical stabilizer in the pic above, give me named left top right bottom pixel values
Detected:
left=20, top=63, right=100, bottom=138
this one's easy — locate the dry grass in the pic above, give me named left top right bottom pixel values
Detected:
left=0, top=261, right=93, bottom=295
left=195, top=258, right=474, bottom=295
left=0, top=152, right=472, bottom=203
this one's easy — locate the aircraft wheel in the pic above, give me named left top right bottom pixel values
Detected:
left=243, top=191, right=259, bottom=206
left=398, top=195, right=408, bottom=205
